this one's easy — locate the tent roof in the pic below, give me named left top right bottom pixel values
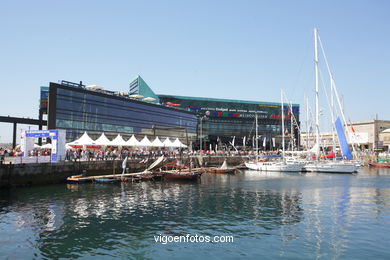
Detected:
left=151, top=137, right=164, bottom=147
left=109, top=134, right=127, bottom=146
left=172, top=138, right=187, bottom=148
left=139, top=136, right=152, bottom=146
left=95, top=133, right=111, bottom=146
left=125, top=135, right=140, bottom=146
left=162, top=137, right=174, bottom=147
left=68, top=132, right=97, bottom=146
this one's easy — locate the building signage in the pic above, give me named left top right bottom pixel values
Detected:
left=40, top=86, right=49, bottom=114
left=348, top=132, right=369, bottom=144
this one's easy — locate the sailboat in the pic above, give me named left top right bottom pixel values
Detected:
left=245, top=91, right=304, bottom=172
left=303, top=28, right=357, bottom=174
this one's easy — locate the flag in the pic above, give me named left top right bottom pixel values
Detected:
left=349, top=119, right=355, bottom=133
left=263, top=137, right=266, bottom=147
left=272, top=138, right=275, bottom=148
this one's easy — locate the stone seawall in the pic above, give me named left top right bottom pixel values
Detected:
left=0, top=156, right=246, bottom=187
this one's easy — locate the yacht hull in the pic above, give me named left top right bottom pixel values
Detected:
left=245, top=162, right=304, bottom=172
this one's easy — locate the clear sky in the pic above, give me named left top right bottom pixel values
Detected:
left=1, top=0, right=389, bottom=143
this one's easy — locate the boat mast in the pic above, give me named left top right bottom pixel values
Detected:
left=305, top=93, right=309, bottom=150
left=281, top=90, right=285, bottom=163
left=330, top=77, right=336, bottom=160
left=255, top=112, right=258, bottom=162
left=314, top=28, right=320, bottom=161
left=290, top=101, right=294, bottom=150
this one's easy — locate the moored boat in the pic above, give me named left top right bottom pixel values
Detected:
left=303, top=161, right=357, bottom=173
left=93, top=177, right=120, bottom=183
left=368, top=162, right=390, bottom=168
left=67, top=174, right=89, bottom=183
left=161, top=168, right=203, bottom=181
left=206, top=160, right=236, bottom=174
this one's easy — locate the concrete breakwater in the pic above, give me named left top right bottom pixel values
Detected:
left=0, top=156, right=245, bottom=187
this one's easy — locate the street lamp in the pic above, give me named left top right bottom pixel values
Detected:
left=199, top=111, right=210, bottom=152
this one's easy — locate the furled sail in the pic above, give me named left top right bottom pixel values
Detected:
left=335, top=117, right=353, bottom=160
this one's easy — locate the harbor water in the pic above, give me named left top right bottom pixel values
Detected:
left=1, top=167, right=390, bottom=259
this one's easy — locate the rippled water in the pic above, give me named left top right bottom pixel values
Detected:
left=1, top=168, right=390, bottom=259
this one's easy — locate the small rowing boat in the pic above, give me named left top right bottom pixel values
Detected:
left=206, top=159, right=236, bottom=174
left=368, top=162, right=390, bottom=168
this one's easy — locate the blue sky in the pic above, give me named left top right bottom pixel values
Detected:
left=1, top=0, right=389, bottom=143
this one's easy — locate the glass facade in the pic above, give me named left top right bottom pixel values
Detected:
left=158, top=94, right=300, bottom=149
left=48, top=83, right=197, bottom=143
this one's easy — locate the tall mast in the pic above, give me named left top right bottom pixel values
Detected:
left=255, top=113, right=258, bottom=162
left=290, top=101, right=294, bottom=150
left=314, top=28, right=320, bottom=160
left=305, top=93, right=309, bottom=150
left=330, top=77, right=336, bottom=160
left=281, top=90, right=285, bottom=162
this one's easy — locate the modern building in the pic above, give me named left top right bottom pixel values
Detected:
left=42, top=76, right=300, bottom=149
left=46, top=80, right=197, bottom=143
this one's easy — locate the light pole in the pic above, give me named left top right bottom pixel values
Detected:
left=200, top=115, right=205, bottom=152
left=199, top=111, right=209, bottom=152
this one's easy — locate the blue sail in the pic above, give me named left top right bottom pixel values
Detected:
left=335, top=117, right=353, bottom=160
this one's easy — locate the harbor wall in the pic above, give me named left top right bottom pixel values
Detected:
left=0, top=156, right=245, bottom=187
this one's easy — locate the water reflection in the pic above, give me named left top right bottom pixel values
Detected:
left=1, top=168, right=390, bottom=259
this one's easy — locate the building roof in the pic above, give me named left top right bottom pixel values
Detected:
left=158, top=94, right=299, bottom=107
left=382, top=128, right=390, bottom=133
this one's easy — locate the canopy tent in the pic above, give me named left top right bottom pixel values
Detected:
left=139, top=136, right=152, bottom=147
left=151, top=137, right=164, bottom=147
left=67, top=132, right=100, bottom=148
left=172, top=138, right=187, bottom=148
left=41, top=143, right=52, bottom=149
left=162, top=137, right=175, bottom=147
left=95, top=133, right=111, bottom=146
left=109, top=134, right=127, bottom=146
left=125, top=135, right=140, bottom=146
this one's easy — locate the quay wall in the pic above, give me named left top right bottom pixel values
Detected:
left=0, top=156, right=245, bottom=187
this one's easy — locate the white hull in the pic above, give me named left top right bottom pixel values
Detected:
left=245, top=162, right=304, bottom=172
left=303, top=162, right=356, bottom=173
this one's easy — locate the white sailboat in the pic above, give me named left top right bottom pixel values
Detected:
left=245, top=90, right=304, bottom=172
left=303, top=28, right=357, bottom=174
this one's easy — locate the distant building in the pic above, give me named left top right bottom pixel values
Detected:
left=300, top=120, right=390, bottom=151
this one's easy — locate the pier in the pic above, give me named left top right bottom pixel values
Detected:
left=0, top=156, right=245, bottom=187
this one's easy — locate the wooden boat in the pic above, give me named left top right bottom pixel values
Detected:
left=368, top=162, right=390, bottom=168
left=93, top=177, right=120, bottom=183
left=206, top=167, right=236, bottom=174
left=160, top=168, right=203, bottom=181
left=67, top=174, right=89, bottom=183
left=206, top=159, right=236, bottom=174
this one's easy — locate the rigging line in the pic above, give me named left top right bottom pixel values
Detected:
left=318, top=33, right=357, bottom=156
left=290, top=31, right=312, bottom=101
left=282, top=91, right=301, bottom=134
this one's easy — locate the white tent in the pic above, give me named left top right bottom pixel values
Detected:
left=125, top=135, right=140, bottom=146
left=68, top=132, right=98, bottom=146
left=151, top=137, right=164, bottom=147
left=139, top=136, right=152, bottom=147
left=95, top=133, right=111, bottom=146
left=162, top=137, right=175, bottom=147
left=41, top=143, right=52, bottom=149
left=172, top=138, right=187, bottom=148
left=109, top=134, right=127, bottom=146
